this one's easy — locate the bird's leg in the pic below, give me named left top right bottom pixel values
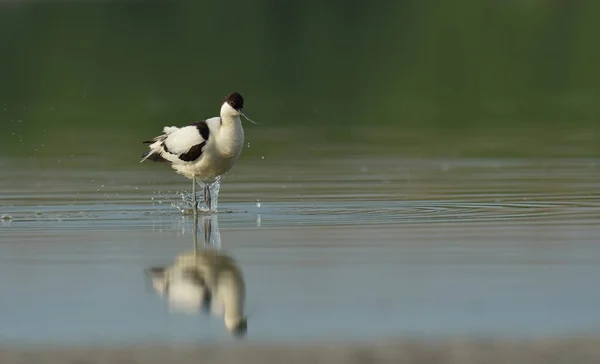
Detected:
left=192, top=213, right=199, bottom=254
left=191, top=175, right=198, bottom=216
left=203, top=215, right=212, bottom=245
left=203, top=183, right=212, bottom=211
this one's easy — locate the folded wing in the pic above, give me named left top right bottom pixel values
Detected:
left=140, top=121, right=210, bottom=163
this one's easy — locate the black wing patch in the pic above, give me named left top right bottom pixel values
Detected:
left=179, top=142, right=206, bottom=162
left=142, top=120, right=210, bottom=163
left=194, top=120, right=210, bottom=141
left=182, top=268, right=206, bottom=286
left=175, top=120, right=210, bottom=162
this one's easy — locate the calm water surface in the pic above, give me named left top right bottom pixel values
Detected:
left=2, top=0, right=600, bottom=347
left=1, top=151, right=600, bottom=345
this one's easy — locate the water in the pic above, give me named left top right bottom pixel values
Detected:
left=1, top=148, right=600, bottom=346
left=1, top=0, right=599, bottom=350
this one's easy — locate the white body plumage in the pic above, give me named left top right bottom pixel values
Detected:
left=148, top=249, right=247, bottom=335
left=140, top=92, right=255, bottom=212
left=142, top=102, right=245, bottom=183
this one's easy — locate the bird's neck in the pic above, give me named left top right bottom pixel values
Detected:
left=217, top=115, right=244, bottom=157
left=220, top=114, right=242, bottom=128
left=223, top=287, right=245, bottom=328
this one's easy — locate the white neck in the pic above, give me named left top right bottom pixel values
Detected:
left=224, top=303, right=245, bottom=332
left=218, top=273, right=245, bottom=331
left=220, top=102, right=239, bottom=120
left=221, top=114, right=241, bottom=126
left=216, top=104, right=244, bottom=157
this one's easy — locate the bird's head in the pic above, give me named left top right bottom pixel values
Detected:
left=225, top=316, right=248, bottom=338
left=221, top=92, right=258, bottom=124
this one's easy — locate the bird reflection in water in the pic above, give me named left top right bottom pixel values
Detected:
left=147, top=214, right=247, bottom=337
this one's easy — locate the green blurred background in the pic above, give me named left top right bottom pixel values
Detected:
left=1, top=0, right=599, bottom=161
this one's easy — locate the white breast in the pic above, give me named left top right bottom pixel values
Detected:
left=213, top=118, right=244, bottom=158
left=168, top=117, right=244, bottom=181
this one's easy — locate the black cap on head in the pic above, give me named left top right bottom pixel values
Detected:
left=224, top=92, right=244, bottom=110
left=231, top=318, right=247, bottom=338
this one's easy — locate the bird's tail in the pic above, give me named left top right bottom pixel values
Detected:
left=140, top=126, right=178, bottom=163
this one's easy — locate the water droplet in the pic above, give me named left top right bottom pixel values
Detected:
left=261, top=156, right=265, bottom=160
left=247, top=142, right=251, bottom=148
left=256, top=200, right=261, bottom=208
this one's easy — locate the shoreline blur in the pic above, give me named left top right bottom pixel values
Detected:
left=2, top=337, right=599, bottom=364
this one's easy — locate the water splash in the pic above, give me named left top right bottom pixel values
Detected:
left=170, top=176, right=222, bottom=214
left=208, top=175, right=222, bottom=212
left=172, top=191, right=193, bottom=214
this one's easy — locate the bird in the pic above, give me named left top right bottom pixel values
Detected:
left=140, top=92, right=257, bottom=215
left=148, top=248, right=248, bottom=337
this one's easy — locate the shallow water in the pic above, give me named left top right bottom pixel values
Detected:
left=1, top=153, right=600, bottom=345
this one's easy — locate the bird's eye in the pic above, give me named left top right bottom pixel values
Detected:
left=228, top=101, right=235, bottom=107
